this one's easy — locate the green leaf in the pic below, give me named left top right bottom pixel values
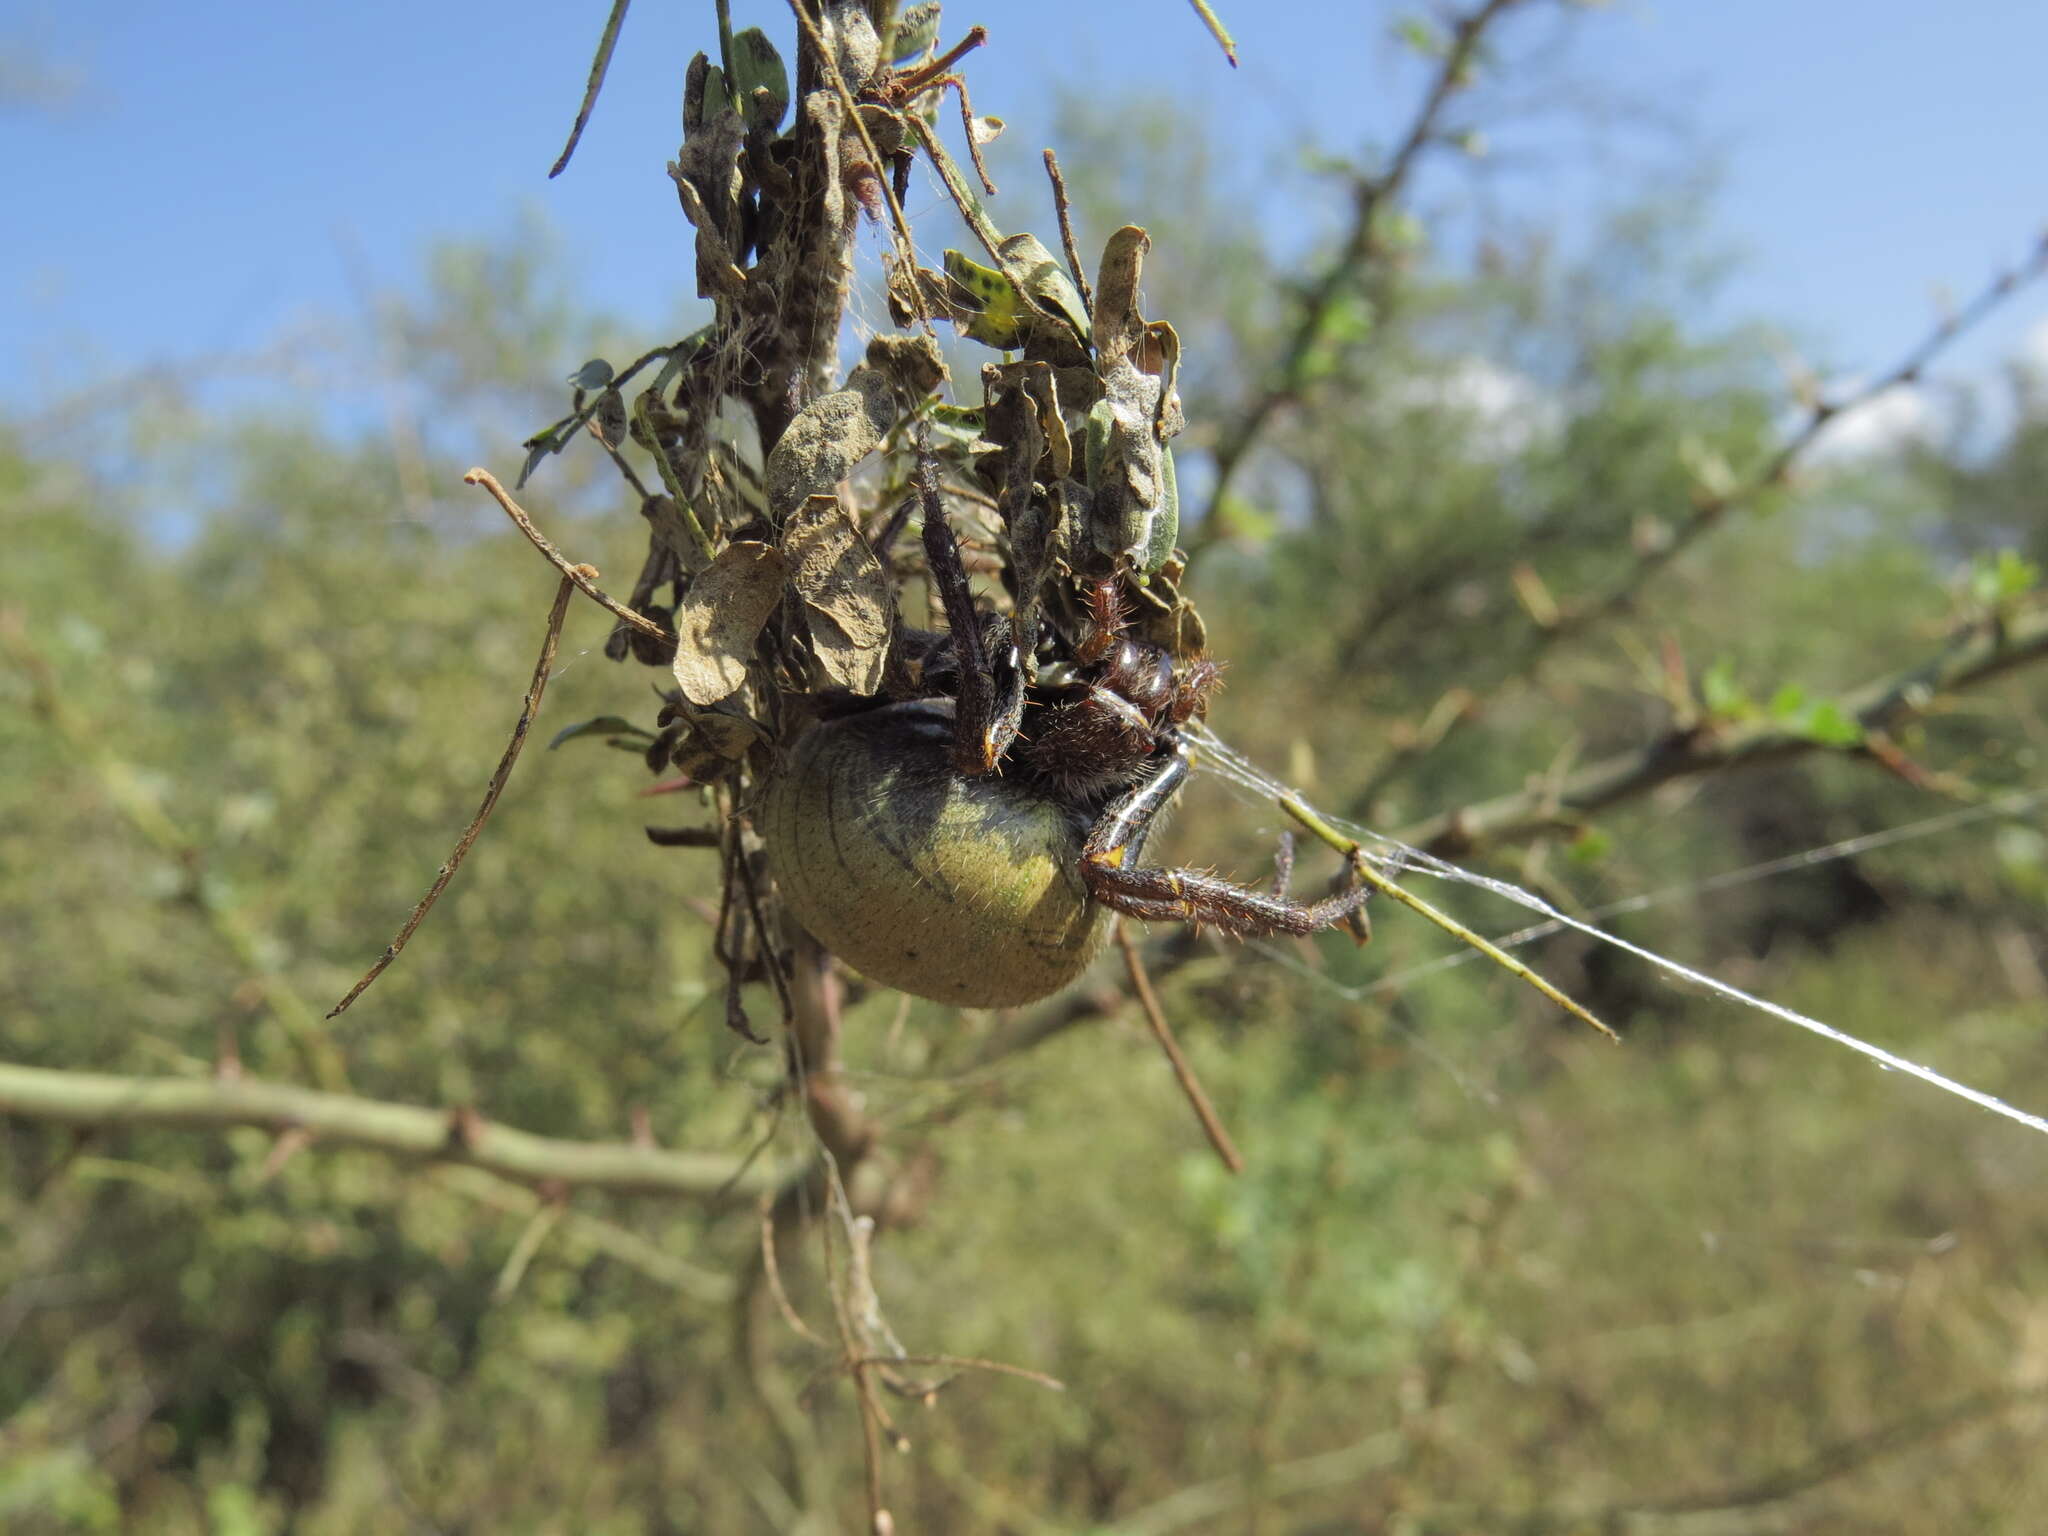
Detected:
left=924, top=403, right=986, bottom=448
left=1567, top=827, right=1613, bottom=866
left=548, top=716, right=654, bottom=750
left=1700, top=658, right=1748, bottom=717
left=1797, top=701, right=1863, bottom=748
left=1971, top=548, right=2042, bottom=605
left=1767, top=684, right=1806, bottom=718
left=1393, top=15, right=1442, bottom=55
left=517, top=420, right=572, bottom=488
left=942, top=248, right=1028, bottom=350
left=730, top=28, right=789, bottom=134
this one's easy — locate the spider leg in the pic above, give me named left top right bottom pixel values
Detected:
left=919, top=451, right=1023, bottom=775
left=1083, top=748, right=1372, bottom=939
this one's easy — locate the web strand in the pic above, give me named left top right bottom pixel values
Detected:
left=1189, top=726, right=2048, bottom=1141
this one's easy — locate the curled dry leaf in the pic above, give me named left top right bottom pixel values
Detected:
left=595, top=388, right=628, bottom=448
left=688, top=701, right=769, bottom=762
left=783, top=494, right=894, bottom=694
left=1093, top=225, right=1151, bottom=368
left=672, top=541, right=787, bottom=705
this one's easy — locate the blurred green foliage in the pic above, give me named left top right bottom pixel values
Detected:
left=5, top=77, right=2048, bottom=1536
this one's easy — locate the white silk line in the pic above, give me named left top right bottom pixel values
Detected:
left=1188, top=726, right=2048, bottom=1141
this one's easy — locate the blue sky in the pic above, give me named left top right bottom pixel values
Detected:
left=6, top=0, right=2047, bottom=426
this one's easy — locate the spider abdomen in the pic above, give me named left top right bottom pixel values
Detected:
left=761, top=701, right=1108, bottom=1007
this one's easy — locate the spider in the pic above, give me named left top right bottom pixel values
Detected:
left=759, top=465, right=1371, bottom=1009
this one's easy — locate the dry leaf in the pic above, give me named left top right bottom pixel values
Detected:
left=1092, top=226, right=1151, bottom=368
left=763, top=372, right=894, bottom=519
left=783, top=494, right=893, bottom=694
left=671, top=541, right=786, bottom=704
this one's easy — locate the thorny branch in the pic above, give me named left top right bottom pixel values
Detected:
left=1398, top=601, right=2048, bottom=857
left=0, top=1061, right=789, bottom=1199
left=1526, top=233, right=2048, bottom=657
left=1360, top=234, right=2048, bottom=811
left=1191, top=0, right=1528, bottom=553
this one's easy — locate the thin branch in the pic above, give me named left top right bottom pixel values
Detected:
left=1113, top=1429, right=1407, bottom=1536
left=1278, top=786, right=1618, bottom=1040
left=1117, top=924, right=1245, bottom=1173
left=1367, top=238, right=2048, bottom=811
left=760, top=1193, right=828, bottom=1347
left=436, top=1166, right=734, bottom=1301
left=463, top=468, right=672, bottom=642
left=1042, top=148, right=1094, bottom=315
left=854, top=1353, right=1065, bottom=1393
left=2, top=612, right=349, bottom=1091
left=327, top=575, right=574, bottom=1018
left=0, top=1061, right=787, bottom=1198
left=1543, top=233, right=2048, bottom=653
left=492, top=1194, right=566, bottom=1300
left=1191, top=0, right=1525, bottom=554
left=1398, top=602, right=2048, bottom=857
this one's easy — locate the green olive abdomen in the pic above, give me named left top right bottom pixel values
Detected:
left=762, top=702, right=1107, bottom=1007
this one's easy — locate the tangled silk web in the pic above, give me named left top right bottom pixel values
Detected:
left=1186, top=724, right=2048, bottom=1141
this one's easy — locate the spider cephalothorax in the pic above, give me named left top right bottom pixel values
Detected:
left=1018, top=579, right=1223, bottom=803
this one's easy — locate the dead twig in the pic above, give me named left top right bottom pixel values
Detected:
left=327, top=575, right=574, bottom=1018
left=464, top=468, right=672, bottom=642
left=1117, top=924, right=1245, bottom=1173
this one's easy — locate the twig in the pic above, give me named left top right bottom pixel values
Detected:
left=587, top=416, right=652, bottom=498
left=1388, top=1386, right=2048, bottom=1535
left=492, top=1191, right=566, bottom=1299
left=436, top=1166, right=733, bottom=1300
left=856, top=1353, right=1065, bottom=1394
left=1371, top=238, right=2048, bottom=809
left=760, top=1193, right=828, bottom=1346
left=2, top=613, right=349, bottom=1091
left=1117, top=925, right=1245, bottom=1173
left=815, top=1161, right=894, bottom=1533
left=549, top=0, right=634, bottom=178
left=1264, top=785, right=1618, bottom=1041
left=0, top=1060, right=788, bottom=1197
left=463, top=468, right=672, bottom=642
left=1396, top=603, right=2048, bottom=857
left=1114, top=1429, right=1408, bottom=1536
left=327, top=575, right=574, bottom=1018
left=1042, top=149, right=1094, bottom=315
left=1548, top=234, right=2048, bottom=651
left=1191, top=0, right=1524, bottom=555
